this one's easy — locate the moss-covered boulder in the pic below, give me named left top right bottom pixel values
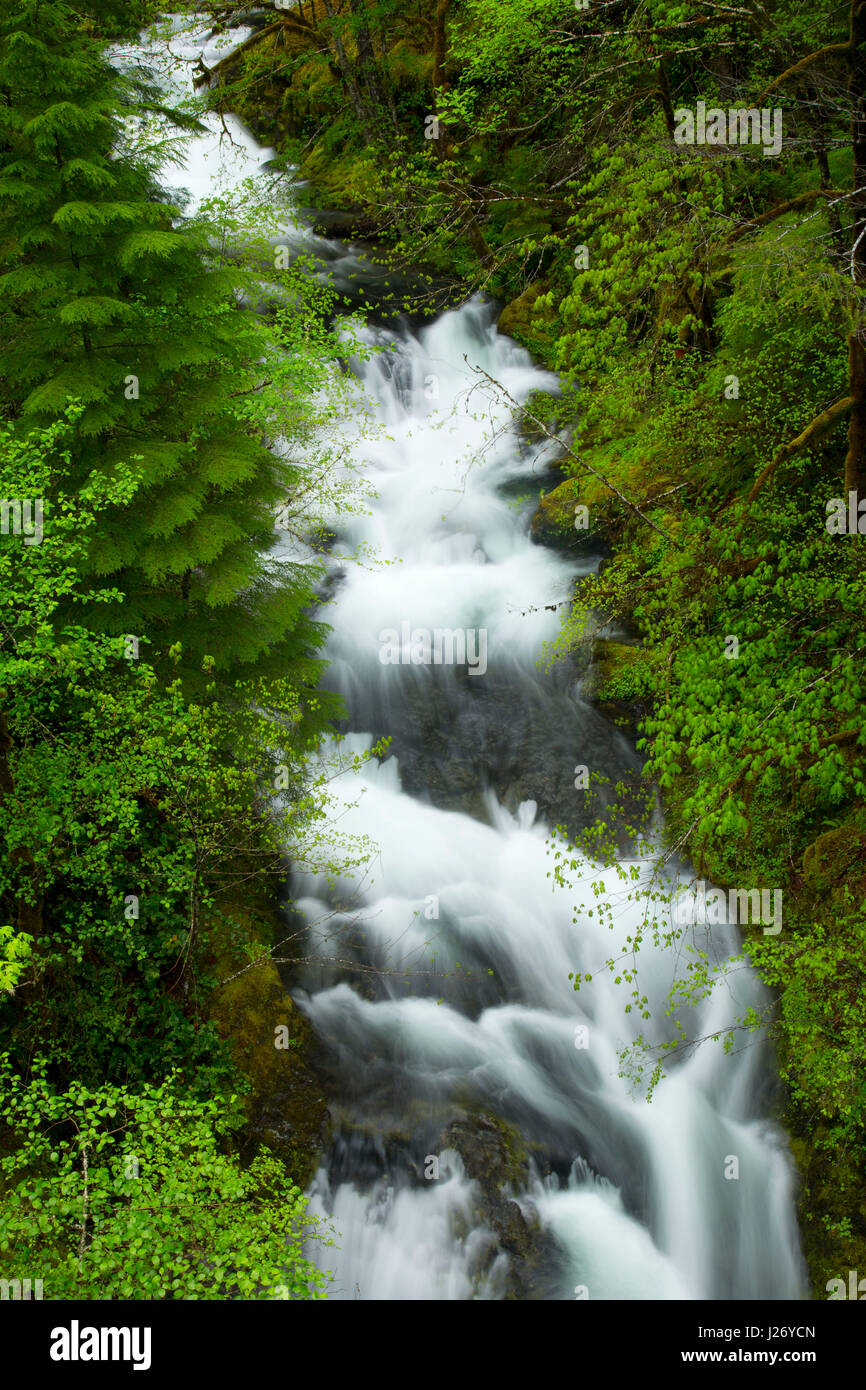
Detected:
left=443, top=1113, right=562, bottom=1299
left=788, top=1126, right=866, bottom=1298
left=497, top=281, right=556, bottom=353
left=208, top=950, right=328, bottom=1188
left=592, top=638, right=644, bottom=690
left=585, top=637, right=654, bottom=738
left=530, top=476, right=601, bottom=550
left=802, top=825, right=866, bottom=903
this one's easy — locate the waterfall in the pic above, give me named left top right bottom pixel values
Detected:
left=131, top=15, right=805, bottom=1301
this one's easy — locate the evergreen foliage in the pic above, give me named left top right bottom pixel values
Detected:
left=0, top=0, right=349, bottom=705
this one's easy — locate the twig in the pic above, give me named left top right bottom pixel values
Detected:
left=78, top=1142, right=90, bottom=1266
left=468, top=363, right=683, bottom=547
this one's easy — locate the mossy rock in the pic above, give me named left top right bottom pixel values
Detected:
left=585, top=638, right=652, bottom=737
left=592, top=638, right=644, bottom=689
left=281, top=55, right=338, bottom=127
left=444, top=1112, right=528, bottom=1194
left=299, top=133, right=378, bottom=210
left=442, top=1113, right=561, bottom=1297
left=531, top=476, right=600, bottom=550
left=497, top=281, right=555, bottom=351
left=208, top=950, right=328, bottom=1187
left=802, top=825, right=866, bottom=902
left=529, top=440, right=679, bottom=550
left=787, top=1122, right=866, bottom=1297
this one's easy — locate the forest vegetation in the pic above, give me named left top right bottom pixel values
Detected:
left=2, top=0, right=865, bottom=1297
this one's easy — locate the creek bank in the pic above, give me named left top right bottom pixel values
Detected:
left=206, top=903, right=330, bottom=1190
left=199, top=15, right=554, bottom=314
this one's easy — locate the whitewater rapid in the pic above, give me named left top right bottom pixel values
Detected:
left=290, top=303, right=804, bottom=1301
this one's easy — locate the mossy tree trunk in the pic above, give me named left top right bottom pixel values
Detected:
left=320, top=0, right=376, bottom=143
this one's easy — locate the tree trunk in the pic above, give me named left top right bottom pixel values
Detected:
left=850, top=0, right=866, bottom=278
left=373, top=16, right=400, bottom=130
left=0, top=711, right=43, bottom=938
left=846, top=0, right=866, bottom=493
left=349, top=0, right=398, bottom=138
left=320, top=0, right=375, bottom=145
left=845, top=331, right=866, bottom=494
left=813, top=123, right=845, bottom=257
left=656, top=58, right=676, bottom=139
left=432, top=0, right=453, bottom=93
left=431, top=0, right=454, bottom=158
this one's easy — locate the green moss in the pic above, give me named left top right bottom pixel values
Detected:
left=207, top=920, right=327, bottom=1190
left=387, top=40, right=432, bottom=84
left=530, top=476, right=583, bottom=544
left=802, top=825, right=866, bottom=902
left=592, top=638, right=651, bottom=699
left=498, top=281, right=556, bottom=354
left=789, top=1125, right=866, bottom=1297
left=584, top=638, right=655, bottom=737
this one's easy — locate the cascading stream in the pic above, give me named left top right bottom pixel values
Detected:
left=133, top=15, right=806, bottom=1302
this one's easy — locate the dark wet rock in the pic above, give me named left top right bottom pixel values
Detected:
left=221, top=8, right=273, bottom=30
left=304, top=206, right=382, bottom=241
left=443, top=1113, right=564, bottom=1299
left=334, top=664, right=646, bottom=848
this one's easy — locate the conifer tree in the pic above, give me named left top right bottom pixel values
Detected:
left=0, top=0, right=338, bottom=715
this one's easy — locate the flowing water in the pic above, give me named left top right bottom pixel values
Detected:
left=130, top=15, right=806, bottom=1301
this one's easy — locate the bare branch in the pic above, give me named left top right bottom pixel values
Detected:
left=468, top=363, right=683, bottom=547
